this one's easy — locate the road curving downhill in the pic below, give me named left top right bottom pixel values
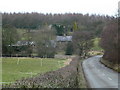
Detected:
left=82, top=55, right=119, bottom=88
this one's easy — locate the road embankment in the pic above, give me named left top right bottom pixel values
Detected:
left=100, top=58, right=120, bottom=73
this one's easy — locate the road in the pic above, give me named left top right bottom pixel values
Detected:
left=82, top=55, right=119, bottom=88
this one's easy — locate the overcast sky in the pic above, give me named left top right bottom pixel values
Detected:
left=0, top=0, right=119, bottom=16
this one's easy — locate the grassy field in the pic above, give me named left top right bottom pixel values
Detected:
left=2, top=57, right=66, bottom=83
left=17, top=29, right=28, bottom=40
left=91, top=38, right=103, bottom=51
left=88, top=38, right=103, bottom=56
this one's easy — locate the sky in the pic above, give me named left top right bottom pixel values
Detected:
left=0, top=0, right=119, bottom=16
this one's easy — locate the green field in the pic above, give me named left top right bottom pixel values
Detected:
left=2, top=57, right=66, bottom=83
left=92, top=38, right=103, bottom=51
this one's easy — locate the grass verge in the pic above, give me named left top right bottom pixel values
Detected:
left=91, top=38, right=103, bottom=51
left=77, top=59, right=88, bottom=88
left=100, top=58, right=120, bottom=73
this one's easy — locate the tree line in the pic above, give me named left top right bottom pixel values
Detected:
left=100, top=18, right=119, bottom=64
left=2, top=12, right=113, bottom=36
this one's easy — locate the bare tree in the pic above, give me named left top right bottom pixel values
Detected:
left=33, top=26, right=56, bottom=58
left=72, top=31, right=94, bottom=58
left=100, top=20, right=118, bottom=64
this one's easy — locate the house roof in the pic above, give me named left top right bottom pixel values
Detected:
left=56, top=36, right=72, bottom=42
left=11, top=41, right=35, bottom=46
left=10, top=36, right=72, bottom=47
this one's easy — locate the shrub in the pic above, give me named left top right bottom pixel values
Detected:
left=65, top=42, right=73, bottom=55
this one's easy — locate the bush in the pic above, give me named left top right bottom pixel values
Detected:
left=65, top=42, right=73, bottom=55
left=38, top=47, right=56, bottom=58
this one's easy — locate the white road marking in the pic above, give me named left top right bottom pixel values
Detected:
left=97, top=70, right=100, bottom=72
left=104, top=67, right=107, bottom=69
left=102, top=73, right=105, bottom=76
left=108, top=77, right=112, bottom=80
left=83, top=56, right=118, bottom=88
left=101, top=65, right=104, bottom=67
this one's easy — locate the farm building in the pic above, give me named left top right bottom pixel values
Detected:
left=55, top=36, right=72, bottom=53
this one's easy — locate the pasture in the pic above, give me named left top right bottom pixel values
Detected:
left=2, top=57, right=66, bottom=83
left=91, top=38, right=103, bottom=51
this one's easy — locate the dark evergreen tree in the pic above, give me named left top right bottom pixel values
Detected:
left=65, top=42, right=73, bottom=55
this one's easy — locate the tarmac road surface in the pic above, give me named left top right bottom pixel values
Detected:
left=82, top=55, right=119, bottom=88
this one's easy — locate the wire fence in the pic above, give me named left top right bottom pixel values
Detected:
left=1, top=54, right=47, bottom=58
